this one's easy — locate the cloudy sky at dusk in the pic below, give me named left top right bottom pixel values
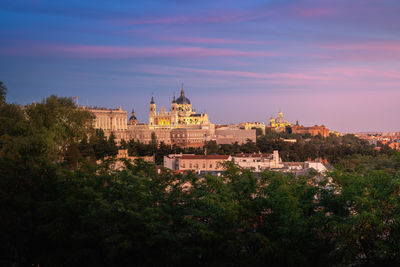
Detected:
left=1, top=0, right=399, bottom=132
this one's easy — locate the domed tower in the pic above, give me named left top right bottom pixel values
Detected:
left=176, top=84, right=192, bottom=113
left=129, top=108, right=138, bottom=125
left=149, top=95, right=156, bottom=125
left=170, top=95, right=178, bottom=126
left=275, top=111, right=288, bottom=125
left=269, top=115, right=276, bottom=127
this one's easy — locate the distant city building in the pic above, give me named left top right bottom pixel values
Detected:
left=149, top=85, right=210, bottom=127
left=232, top=150, right=283, bottom=171
left=89, top=106, right=128, bottom=131
left=269, top=111, right=292, bottom=132
left=85, top=85, right=252, bottom=147
left=238, top=122, right=266, bottom=135
left=215, top=126, right=256, bottom=145
left=281, top=159, right=329, bottom=174
left=281, top=138, right=297, bottom=143
left=128, top=108, right=138, bottom=125
left=164, top=154, right=231, bottom=172
left=98, top=149, right=154, bottom=170
left=164, top=151, right=331, bottom=175
left=84, top=106, right=129, bottom=142
left=355, top=132, right=400, bottom=151
left=268, top=110, right=330, bottom=137
left=84, top=92, right=332, bottom=147
left=291, top=124, right=330, bottom=137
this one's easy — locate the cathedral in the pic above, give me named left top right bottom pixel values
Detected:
left=148, top=85, right=209, bottom=128
left=268, top=111, right=330, bottom=137
left=269, top=111, right=292, bottom=131
left=87, top=85, right=215, bottom=147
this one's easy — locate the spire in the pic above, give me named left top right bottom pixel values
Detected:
left=180, top=83, right=184, bottom=96
left=172, top=95, right=176, bottom=103
left=131, top=108, right=135, bottom=114
left=150, top=94, right=155, bottom=104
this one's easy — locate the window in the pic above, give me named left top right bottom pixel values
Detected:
left=189, top=163, right=192, bottom=168
left=210, top=164, right=213, bottom=168
left=202, top=163, right=206, bottom=168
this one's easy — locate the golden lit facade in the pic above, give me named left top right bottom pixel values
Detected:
left=149, top=86, right=209, bottom=128
left=270, top=111, right=291, bottom=129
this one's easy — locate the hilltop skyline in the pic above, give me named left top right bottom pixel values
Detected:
left=1, top=0, right=400, bottom=132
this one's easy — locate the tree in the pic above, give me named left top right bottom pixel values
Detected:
left=252, top=127, right=263, bottom=136
left=241, top=139, right=259, bottom=153
left=92, top=129, right=109, bottom=159
left=0, top=81, right=7, bottom=106
left=107, top=132, right=118, bottom=156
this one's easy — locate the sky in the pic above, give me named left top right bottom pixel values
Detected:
left=1, top=0, right=399, bottom=133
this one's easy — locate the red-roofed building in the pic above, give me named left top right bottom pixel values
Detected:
left=291, top=125, right=330, bottom=137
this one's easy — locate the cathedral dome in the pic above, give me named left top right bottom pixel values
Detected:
left=176, top=88, right=191, bottom=104
left=275, top=117, right=287, bottom=123
left=275, top=111, right=288, bottom=124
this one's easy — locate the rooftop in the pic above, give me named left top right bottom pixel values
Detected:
left=234, top=153, right=271, bottom=158
left=180, top=155, right=230, bottom=160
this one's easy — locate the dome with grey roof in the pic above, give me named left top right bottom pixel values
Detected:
left=176, top=88, right=191, bottom=104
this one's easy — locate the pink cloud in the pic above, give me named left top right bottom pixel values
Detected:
left=115, top=7, right=271, bottom=26
left=161, top=36, right=263, bottom=45
left=56, top=45, right=274, bottom=58
left=313, top=40, right=400, bottom=62
left=320, top=41, right=400, bottom=52
left=118, top=11, right=250, bottom=26
left=292, top=7, right=338, bottom=18
left=130, top=65, right=400, bottom=89
left=0, top=43, right=274, bottom=58
left=319, top=67, right=400, bottom=80
left=132, top=65, right=332, bottom=82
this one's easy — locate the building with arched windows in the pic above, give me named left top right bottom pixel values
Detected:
left=148, top=85, right=210, bottom=128
left=85, top=85, right=216, bottom=147
left=269, top=111, right=292, bottom=130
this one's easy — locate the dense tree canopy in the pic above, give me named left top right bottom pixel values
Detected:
left=1, top=82, right=400, bottom=266
left=0, top=81, right=6, bottom=106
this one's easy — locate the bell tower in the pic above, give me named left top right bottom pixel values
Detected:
left=149, top=95, right=156, bottom=125
left=171, top=95, right=178, bottom=126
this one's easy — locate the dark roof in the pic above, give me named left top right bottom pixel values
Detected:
left=234, top=153, right=271, bottom=158
left=176, top=88, right=191, bottom=104
left=180, top=155, right=230, bottom=160
left=190, top=114, right=202, bottom=117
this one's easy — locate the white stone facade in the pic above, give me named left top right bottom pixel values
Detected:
left=232, top=150, right=283, bottom=172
